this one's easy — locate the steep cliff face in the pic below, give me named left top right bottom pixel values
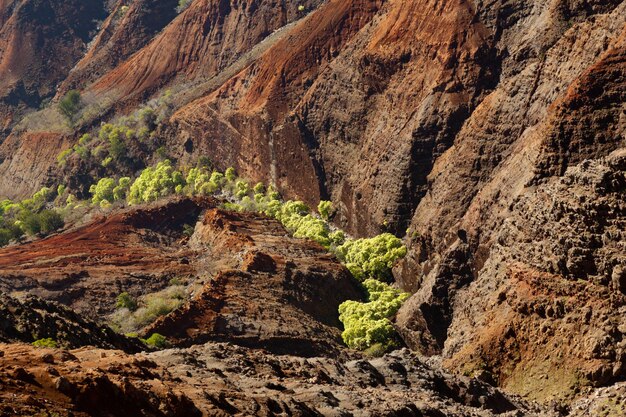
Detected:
left=0, top=0, right=107, bottom=131
left=0, top=0, right=325, bottom=199
left=87, top=0, right=326, bottom=108
left=394, top=2, right=626, bottom=400
left=163, top=0, right=498, bottom=236
left=57, top=0, right=180, bottom=95
left=156, top=0, right=625, bottom=400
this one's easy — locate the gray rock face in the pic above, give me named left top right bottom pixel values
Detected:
left=398, top=150, right=626, bottom=402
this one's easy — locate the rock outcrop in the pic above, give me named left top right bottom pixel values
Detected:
left=0, top=342, right=544, bottom=416
left=147, top=207, right=362, bottom=356
left=0, top=293, right=143, bottom=351
left=0, top=197, right=362, bottom=356
left=0, top=197, right=211, bottom=318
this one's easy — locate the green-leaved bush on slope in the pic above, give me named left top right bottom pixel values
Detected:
left=56, top=156, right=409, bottom=352
left=59, top=90, right=81, bottom=124
left=111, top=285, right=185, bottom=333
left=338, top=279, right=410, bottom=350
left=32, top=338, right=58, bottom=348
left=317, top=200, right=333, bottom=220
left=144, top=333, right=168, bottom=348
left=0, top=188, right=65, bottom=247
left=335, top=233, right=408, bottom=282
left=176, top=0, right=192, bottom=13
left=90, top=177, right=131, bottom=207
left=128, top=160, right=185, bottom=205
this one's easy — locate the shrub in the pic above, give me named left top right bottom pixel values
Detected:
left=32, top=338, right=58, bottom=348
left=113, top=177, right=131, bottom=201
left=185, top=167, right=218, bottom=195
left=38, top=210, right=64, bottom=234
left=329, top=230, right=346, bottom=246
left=338, top=279, right=409, bottom=350
left=108, top=128, right=127, bottom=160
left=144, top=333, right=167, bottom=348
left=269, top=200, right=335, bottom=247
left=176, top=0, right=192, bottom=13
left=110, top=285, right=185, bottom=333
left=317, top=200, right=333, bottom=220
left=116, top=292, right=138, bottom=312
left=0, top=228, right=13, bottom=246
left=90, top=178, right=116, bottom=205
left=182, top=224, right=194, bottom=237
left=235, top=180, right=250, bottom=199
left=101, top=156, right=113, bottom=167
left=59, top=90, right=81, bottom=123
left=57, top=149, right=72, bottom=167
left=225, top=167, right=237, bottom=182
left=253, top=182, right=265, bottom=195
left=156, top=146, right=168, bottom=160
left=78, top=134, right=91, bottom=145
left=139, top=107, right=157, bottom=130
left=128, top=160, right=185, bottom=205
left=19, top=210, right=41, bottom=235
left=336, top=233, right=407, bottom=281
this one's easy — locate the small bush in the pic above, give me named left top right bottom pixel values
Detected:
left=176, top=0, right=192, bottom=13
left=59, top=90, right=81, bottom=123
left=225, top=167, right=237, bottom=182
left=338, top=279, right=409, bottom=350
left=336, top=233, right=407, bottom=281
left=57, top=149, right=72, bottom=167
left=38, top=210, right=64, bottom=234
left=116, top=292, right=138, bottom=312
left=253, top=182, right=265, bottom=195
left=90, top=178, right=116, bottom=205
left=144, top=333, right=167, bottom=348
left=108, top=129, right=127, bottom=160
left=110, top=285, right=185, bottom=333
left=317, top=200, right=334, bottom=220
left=128, top=160, right=185, bottom=205
left=32, top=338, right=58, bottom=348
left=182, top=224, right=194, bottom=237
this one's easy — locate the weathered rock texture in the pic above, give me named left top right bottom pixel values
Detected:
left=0, top=342, right=545, bottom=416
left=147, top=207, right=363, bottom=356
left=0, top=293, right=143, bottom=351
left=0, top=197, right=210, bottom=318
left=0, top=197, right=362, bottom=356
left=0, top=0, right=106, bottom=131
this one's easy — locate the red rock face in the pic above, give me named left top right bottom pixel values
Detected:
left=0, top=197, right=211, bottom=317
left=87, top=0, right=326, bottom=107
left=0, top=198, right=362, bottom=356
left=56, top=0, right=180, bottom=95
left=146, top=207, right=362, bottom=356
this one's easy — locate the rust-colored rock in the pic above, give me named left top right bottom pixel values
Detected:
left=146, top=208, right=362, bottom=356
left=0, top=197, right=212, bottom=317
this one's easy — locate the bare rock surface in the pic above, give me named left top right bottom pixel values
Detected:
left=0, top=342, right=548, bottom=416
